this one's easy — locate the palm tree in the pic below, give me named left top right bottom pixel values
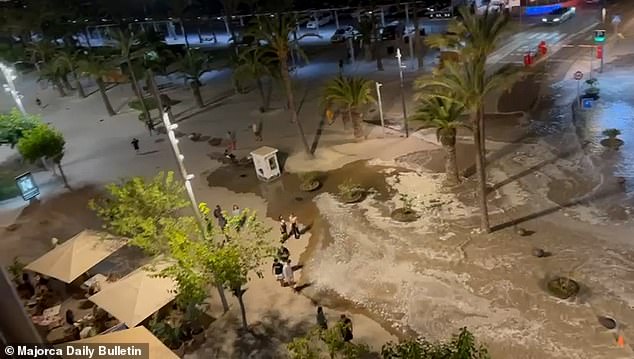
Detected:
left=53, top=49, right=86, bottom=98
left=322, top=76, right=375, bottom=139
left=176, top=50, right=215, bottom=108
left=26, top=41, right=56, bottom=71
left=219, top=0, right=242, bottom=42
left=249, top=14, right=316, bottom=155
left=412, top=97, right=467, bottom=185
left=233, top=46, right=277, bottom=112
left=38, top=62, right=66, bottom=97
left=77, top=55, right=117, bottom=116
left=418, top=6, right=517, bottom=233
left=111, top=29, right=152, bottom=132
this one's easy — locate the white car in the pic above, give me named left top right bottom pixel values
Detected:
left=542, top=7, right=576, bottom=24
left=306, top=14, right=332, bottom=29
left=331, top=26, right=358, bottom=43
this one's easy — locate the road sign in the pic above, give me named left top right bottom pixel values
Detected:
left=582, top=98, right=593, bottom=109
left=15, top=172, right=39, bottom=201
left=612, top=15, right=622, bottom=25
left=594, top=29, right=606, bottom=42
left=574, top=71, right=583, bottom=80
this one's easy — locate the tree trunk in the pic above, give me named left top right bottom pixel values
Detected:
left=478, top=103, right=486, bottom=167
left=96, top=78, right=116, bottom=116
left=280, top=58, right=311, bottom=156
left=265, top=77, right=273, bottom=111
left=255, top=77, right=267, bottom=111
left=235, top=288, right=248, bottom=330
left=374, top=43, right=384, bottom=71
left=363, top=44, right=372, bottom=61
left=191, top=80, right=203, bottom=108
left=74, top=73, right=86, bottom=98
left=61, top=75, right=74, bottom=91
left=351, top=110, right=364, bottom=139
left=216, top=284, right=229, bottom=313
left=440, top=130, right=459, bottom=184
left=412, top=3, right=423, bottom=67
left=55, top=79, right=66, bottom=97
left=127, top=60, right=152, bottom=135
left=57, top=162, right=70, bottom=189
left=472, top=110, right=490, bottom=232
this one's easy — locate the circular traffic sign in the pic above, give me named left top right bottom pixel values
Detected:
left=574, top=71, right=583, bottom=80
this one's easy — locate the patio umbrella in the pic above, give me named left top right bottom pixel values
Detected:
left=25, top=230, right=126, bottom=283
left=62, top=326, right=178, bottom=358
left=88, top=263, right=177, bottom=327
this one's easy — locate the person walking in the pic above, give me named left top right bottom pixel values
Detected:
left=289, top=212, right=301, bottom=239
left=282, top=259, right=295, bottom=288
left=272, top=258, right=284, bottom=286
left=316, top=306, right=328, bottom=330
left=277, top=245, right=290, bottom=262
left=279, top=216, right=288, bottom=241
left=226, top=131, right=237, bottom=150
left=36, top=98, right=42, bottom=107
left=131, top=138, right=140, bottom=154
left=339, top=314, right=353, bottom=342
left=232, top=204, right=241, bottom=216
left=252, top=121, right=263, bottom=142
left=213, top=204, right=226, bottom=228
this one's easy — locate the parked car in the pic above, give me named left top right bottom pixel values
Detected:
left=542, top=7, right=575, bottom=24
left=331, top=26, right=358, bottom=43
left=306, top=13, right=332, bottom=29
left=381, top=21, right=404, bottom=41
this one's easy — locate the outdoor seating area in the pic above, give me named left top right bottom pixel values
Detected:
left=11, top=229, right=213, bottom=356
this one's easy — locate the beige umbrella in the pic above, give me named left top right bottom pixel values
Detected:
left=88, top=263, right=177, bottom=327
left=62, top=326, right=178, bottom=359
left=25, top=230, right=126, bottom=283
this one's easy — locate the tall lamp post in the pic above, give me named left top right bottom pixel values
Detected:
left=395, top=48, right=409, bottom=138
left=375, top=81, right=385, bottom=137
left=0, top=63, right=27, bottom=115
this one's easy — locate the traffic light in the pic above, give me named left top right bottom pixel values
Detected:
left=594, top=29, right=606, bottom=42
left=596, top=45, right=603, bottom=59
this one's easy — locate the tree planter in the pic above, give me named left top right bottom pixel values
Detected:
left=340, top=190, right=365, bottom=204
left=171, top=343, right=185, bottom=357
left=600, top=138, right=624, bottom=150
left=547, top=277, right=580, bottom=299
left=299, top=180, right=321, bottom=192
left=391, top=208, right=418, bottom=222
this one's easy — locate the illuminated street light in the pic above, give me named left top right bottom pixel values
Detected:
left=0, top=62, right=27, bottom=115
left=375, top=82, right=385, bottom=137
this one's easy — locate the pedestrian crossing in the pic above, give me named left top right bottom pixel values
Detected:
left=488, top=31, right=573, bottom=64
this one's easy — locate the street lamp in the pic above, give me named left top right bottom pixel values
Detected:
left=0, top=62, right=27, bottom=115
left=395, top=48, right=409, bottom=138
left=375, top=81, right=385, bottom=137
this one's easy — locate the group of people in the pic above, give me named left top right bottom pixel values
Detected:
left=316, top=306, right=354, bottom=342
left=271, top=257, right=296, bottom=288
left=279, top=213, right=302, bottom=241
left=212, top=204, right=242, bottom=229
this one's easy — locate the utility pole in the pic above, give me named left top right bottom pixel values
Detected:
left=375, top=82, right=385, bottom=137
left=396, top=48, right=409, bottom=137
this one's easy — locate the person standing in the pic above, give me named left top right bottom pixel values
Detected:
left=232, top=204, right=241, bottom=216
left=131, top=138, right=140, bottom=154
left=213, top=204, right=226, bottom=228
left=272, top=258, right=284, bottom=286
left=36, top=98, right=42, bottom=107
left=340, top=314, right=353, bottom=342
left=226, top=131, right=237, bottom=150
left=252, top=121, right=263, bottom=142
left=316, top=306, right=328, bottom=330
left=277, top=246, right=290, bottom=262
left=289, top=212, right=301, bottom=239
left=282, top=259, right=295, bottom=288
left=279, top=216, right=288, bottom=241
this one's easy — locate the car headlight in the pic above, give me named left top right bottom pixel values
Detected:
left=542, top=18, right=548, bottom=22
left=554, top=18, right=560, bottom=22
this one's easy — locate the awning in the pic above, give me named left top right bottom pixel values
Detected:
left=25, top=230, right=126, bottom=283
left=63, top=326, right=178, bottom=359
left=88, top=263, right=177, bottom=327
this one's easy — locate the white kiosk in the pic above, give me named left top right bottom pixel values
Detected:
left=250, top=146, right=281, bottom=182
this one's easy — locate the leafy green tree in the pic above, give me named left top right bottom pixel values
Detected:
left=287, top=325, right=370, bottom=359
left=26, top=41, right=57, bottom=71
left=53, top=49, right=86, bottom=98
left=176, top=50, right=215, bottom=108
left=412, top=97, right=467, bottom=185
left=417, top=6, right=519, bottom=233
left=89, top=171, right=190, bottom=255
left=17, top=123, right=69, bottom=188
left=322, top=76, right=375, bottom=139
left=233, top=46, right=277, bottom=112
left=381, top=327, right=490, bottom=359
left=0, top=109, right=41, bottom=148
left=249, top=13, right=317, bottom=155
left=38, top=62, right=67, bottom=97
left=77, top=55, right=118, bottom=116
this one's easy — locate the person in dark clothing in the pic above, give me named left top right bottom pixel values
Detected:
left=213, top=205, right=227, bottom=229
left=338, top=59, right=344, bottom=75
left=272, top=258, right=284, bottom=286
left=340, top=314, right=353, bottom=342
left=22, top=273, right=34, bottom=297
left=65, top=309, right=75, bottom=326
left=131, top=138, right=140, bottom=153
left=36, top=98, right=42, bottom=107
left=279, top=216, right=288, bottom=241
left=277, top=246, right=290, bottom=262
left=317, top=306, right=328, bottom=330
